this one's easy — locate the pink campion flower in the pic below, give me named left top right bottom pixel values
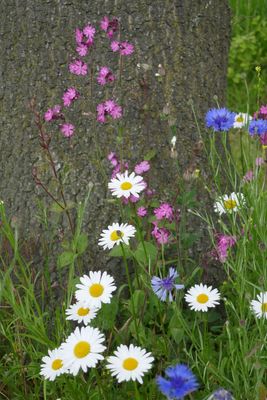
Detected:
left=137, top=207, right=147, bottom=217
left=242, top=170, right=254, bottom=183
left=60, top=123, right=75, bottom=138
left=75, top=28, right=84, bottom=44
left=104, top=99, right=117, bottom=112
left=111, top=40, right=134, bottom=56
left=83, top=25, right=96, bottom=41
left=260, top=132, right=267, bottom=145
left=215, top=234, right=236, bottom=263
left=146, top=188, right=156, bottom=197
left=256, top=157, right=264, bottom=166
left=260, top=105, right=267, bottom=115
left=134, top=161, right=150, bottom=175
left=100, top=16, right=119, bottom=38
left=44, top=105, right=62, bottom=122
left=151, top=222, right=170, bottom=245
left=107, top=152, right=118, bottom=167
left=62, top=87, right=79, bottom=107
left=44, top=108, right=54, bottom=122
left=109, top=104, right=122, bottom=119
left=111, top=161, right=129, bottom=178
left=69, top=60, right=88, bottom=75
left=154, top=203, right=174, bottom=221
left=97, top=66, right=115, bottom=86
left=75, top=25, right=95, bottom=57
left=76, top=44, right=89, bottom=57
left=97, top=100, right=123, bottom=123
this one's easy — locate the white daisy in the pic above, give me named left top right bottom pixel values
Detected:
left=106, top=344, right=154, bottom=384
left=251, top=292, right=267, bottom=319
left=65, top=301, right=99, bottom=325
left=233, top=112, right=252, bottom=129
left=40, top=348, right=67, bottom=381
left=98, top=222, right=136, bottom=250
left=185, top=283, right=220, bottom=312
left=75, top=270, right=116, bottom=308
left=61, top=326, right=106, bottom=376
left=108, top=170, right=145, bottom=198
left=214, top=192, right=245, bottom=215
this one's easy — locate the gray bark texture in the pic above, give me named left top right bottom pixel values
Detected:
left=0, top=0, right=231, bottom=272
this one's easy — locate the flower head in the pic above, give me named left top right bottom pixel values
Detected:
left=209, top=388, right=233, bottom=400
left=214, top=192, right=245, bottom=215
left=215, top=234, right=236, bottom=263
left=251, top=292, right=267, bottom=319
left=205, top=108, right=236, bottom=131
left=185, top=283, right=220, bottom=312
left=100, top=16, right=119, bottom=38
left=137, top=206, right=147, bottom=217
left=151, top=267, right=184, bottom=302
left=151, top=222, right=170, bottom=245
left=60, top=123, right=75, bottom=138
left=233, top=113, right=251, bottom=129
left=60, top=326, right=106, bottom=376
left=111, top=40, right=134, bottom=56
left=44, top=105, right=62, bottom=122
left=97, top=99, right=122, bottom=123
left=75, top=271, right=116, bottom=309
left=154, top=203, right=174, bottom=221
left=256, top=157, right=264, bottom=166
left=98, top=222, right=136, bottom=250
left=108, top=170, right=145, bottom=199
left=97, top=66, right=115, bottom=85
left=106, top=344, right=154, bottom=383
left=134, top=161, right=150, bottom=174
left=65, top=302, right=99, bottom=325
left=40, top=348, right=67, bottom=381
left=157, top=364, right=199, bottom=399
left=62, top=87, right=79, bottom=107
left=69, top=60, right=88, bottom=76
left=249, top=119, right=267, bottom=135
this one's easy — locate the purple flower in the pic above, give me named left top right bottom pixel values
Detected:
left=60, top=123, right=75, bottom=138
left=210, top=388, right=233, bottom=400
left=249, top=119, right=267, bottom=135
left=107, top=152, right=118, bottom=167
left=62, top=87, right=79, bottom=107
left=44, top=105, right=62, bottom=122
left=97, top=100, right=123, bottom=123
left=134, top=161, right=150, bottom=174
left=151, top=222, right=170, bottom=245
left=242, top=170, right=254, bottom=183
left=156, top=364, right=199, bottom=399
left=260, top=132, right=267, bottom=145
left=256, top=157, right=264, bottom=166
left=154, top=203, right=174, bottom=221
left=69, top=60, right=88, bottom=76
left=215, top=234, right=236, bottom=263
left=111, top=40, right=134, bottom=56
left=75, top=25, right=95, bottom=57
left=100, top=16, right=119, bottom=38
left=137, top=206, right=147, bottom=217
left=83, top=25, right=96, bottom=41
left=151, top=267, right=184, bottom=302
left=205, top=108, right=236, bottom=131
left=97, top=66, right=115, bottom=86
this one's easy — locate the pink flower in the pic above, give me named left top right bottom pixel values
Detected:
left=44, top=105, right=62, bottom=122
left=242, top=170, right=254, bottom=183
left=83, top=25, right=96, bottom=41
left=62, top=87, right=79, bottom=107
left=260, top=132, right=267, bottom=145
left=151, top=222, right=170, bottom=245
left=137, top=207, right=147, bottom=217
left=111, top=40, right=134, bottom=56
left=100, top=16, right=119, bottom=38
left=97, top=100, right=123, bottom=123
left=60, top=123, right=75, bottom=138
left=134, top=161, right=150, bottom=174
left=104, top=99, right=116, bottom=112
left=146, top=188, right=156, bottom=197
left=69, top=60, right=88, bottom=75
left=76, top=44, right=89, bottom=57
left=215, top=234, right=236, bottom=263
left=260, top=105, right=267, bottom=115
left=154, top=203, right=174, bottom=221
left=111, top=161, right=129, bottom=178
left=107, top=152, right=118, bottom=167
left=75, top=26, right=95, bottom=56
left=109, top=105, right=122, bottom=119
left=256, top=157, right=264, bottom=166
left=97, top=66, right=115, bottom=86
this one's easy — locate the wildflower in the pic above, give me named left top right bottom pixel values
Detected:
left=134, top=161, right=150, bottom=174
left=100, top=16, right=119, bottom=38
left=151, top=222, right=170, bottom=245
left=61, top=326, right=106, bottom=376
left=65, top=302, right=99, bottom=325
left=62, top=87, right=79, bottom=107
left=108, top=170, right=145, bottom=199
left=157, top=364, right=199, bottom=399
left=108, top=152, right=119, bottom=167
left=250, top=292, right=267, bottom=319
left=248, top=119, right=267, bottom=135
left=106, top=344, right=154, bottom=383
left=122, top=194, right=140, bottom=205
left=256, top=157, right=264, bottom=166
left=97, top=99, right=122, bottom=123
left=215, top=234, right=236, bottom=263
left=44, top=105, right=62, bottom=122
left=154, top=203, right=173, bottom=221
left=137, top=206, right=147, bottom=217
left=111, top=161, right=129, bottom=178
left=242, top=170, right=254, bottom=183
left=69, top=60, right=88, bottom=75
left=214, top=192, right=245, bottom=215
left=260, top=105, right=267, bottom=115
left=171, top=135, right=177, bottom=148
left=151, top=267, right=184, bottom=302
left=185, top=283, right=220, bottom=312
left=75, top=271, right=116, bottom=309
left=208, top=388, right=233, bottom=400
left=98, top=222, right=136, bottom=250
left=205, top=108, right=236, bottom=131
left=111, top=40, right=134, bottom=56
left=75, top=25, right=95, bottom=56
left=40, top=348, right=67, bottom=381
left=97, top=66, right=115, bottom=85
left=260, top=132, right=267, bottom=146
left=60, top=123, right=75, bottom=138
left=233, top=112, right=251, bottom=129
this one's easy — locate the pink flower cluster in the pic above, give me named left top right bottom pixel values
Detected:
left=75, top=25, right=95, bottom=57
left=100, top=16, right=119, bottom=39
left=107, top=152, right=129, bottom=178
left=62, top=87, right=79, bottom=107
left=137, top=206, right=147, bottom=217
left=97, top=67, right=115, bottom=86
left=44, top=105, right=62, bottom=122
left=242, top=170, right=254, bottom=183
left=111, top=41, right=134, bottom=56
left=134, top=161, right=150, bottom=174
left=69, top=60, right=88, bottom=76
left=60, top=123, right=75, bottom=138
left=152, top=222, right=170, bottom=245
left=97, top=100, right=122, bottom=123
left=154, top=203, right=174, bottom=221
left=256, top=157, right=264, bottom=166
left=215, top=234, right=236, bottom=263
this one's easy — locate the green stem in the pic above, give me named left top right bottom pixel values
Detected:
left=134, top=381, right=141, bottom=400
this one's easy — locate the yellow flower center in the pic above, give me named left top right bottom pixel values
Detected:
left=51, top=359, right=63, bottom=370
left=77, top=307, right=89, bottom=316
left=261, top=303, right=267, bottom=312
left=74, top=341, right=91, bottom=358
left=224, top=199, right=237, bottom=210
left=123, top=357, right=139, bottom=371
left=110, top=230, right=124, bottom=241
left=89, top=283, right=104, bottom=297
left=120, top=181, right=133, bottom=190
left=197, top=293, right=209, bottom=304
left=236, top=116, right=244, bottom=123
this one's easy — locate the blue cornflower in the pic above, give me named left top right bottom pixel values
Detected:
left=151, top=267, right=184, bottom=302
left=248, top=119, right=267, bottom=135
left=210, top=388, right=233, bottom=400
left=156, top=364, right=199, bottom=399
left=205, top=108, right=236, bottom=131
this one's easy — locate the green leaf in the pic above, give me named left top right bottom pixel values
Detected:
left=144, top=149, right=157, bottom=161
left=57, top=251, right=76, bottom=268
left=128, top=290, right=145, bottom=315
left=76, top=233, right=88, bottom=254
left=170, top=328, right=184, bottom=344
left=96, top=297, right=118, bottom=330
left=109, top=244, right=132, bottom=258
left=134, top=241, right=158, bottom=265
